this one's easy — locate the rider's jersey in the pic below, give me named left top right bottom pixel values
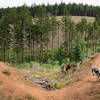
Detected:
left=92, top=67, right=99, bottom=73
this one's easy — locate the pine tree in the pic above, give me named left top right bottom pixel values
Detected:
left=62, top=14, right=75, bottom=55
left=50, top=16, right=58, bottom=60
left=0, top=15, right=10, bottom=62
left=72, top=39, right=85, bottom=62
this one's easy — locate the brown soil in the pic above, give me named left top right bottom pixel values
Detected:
left=0, top=53, right=100, bottom=100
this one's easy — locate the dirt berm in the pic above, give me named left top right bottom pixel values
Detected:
left=0, top=53, right=100, bottom=100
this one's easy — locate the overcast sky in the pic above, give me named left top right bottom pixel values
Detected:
left=0, top=0, right=100, bottom=8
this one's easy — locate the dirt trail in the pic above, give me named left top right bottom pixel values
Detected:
left=0, top=54, right=100, bottom=100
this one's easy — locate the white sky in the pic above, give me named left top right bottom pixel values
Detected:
left=0, top=0, right=100, bottom=8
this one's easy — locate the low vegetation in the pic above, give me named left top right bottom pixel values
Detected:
left=0, top=95, right=37, bottom=100
left=17, top=59, right=88, bottom=90
left=2, top=69, right=11, bottom=76
left=0, top=79, right=3, bottom=85
left=25, top=94, right=37, bottom=100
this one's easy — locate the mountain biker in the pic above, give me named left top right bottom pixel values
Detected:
left=91, top=66, right=100, bottom=77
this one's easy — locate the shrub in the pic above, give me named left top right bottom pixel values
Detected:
left=25, top=94, right=33, bottom=100
left=0, top=88, right=2, bottom=94
left=29, top=62, right=33, bottom=68
left=54, top=82, right=65, bottom=89
left=43, top=50, right=52, bottom=63
left=76, top=77, right=81, bottom=82
left=54, top=48, right=69, bottom=65
left=2, top=69, right=11, bottom=75
left=52, top=60, right=59, bottom=66
left=16, top=98, right=22, bottom=100
left=66, top=76, right=70, bottom=81
left=54, top=82, right=59, bottom=89
left=97, top=47, right=100, bottom=52
left=57, top=83, right=65, bottom=89
left=47, top=58, right=53, bottom=64
left=61, top=58, right=70, bottom=64
left=96, top=94, right=100, bottom=98
left=0, top=79, right=3, bottom=85
left=25, top=94, right=36, bottom=100
left=65, top=81, right=70, bottom=86
left=65, top=76, right=71, bottom=86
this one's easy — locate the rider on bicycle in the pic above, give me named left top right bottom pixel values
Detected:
left=91, top=66, right=100, bottom=77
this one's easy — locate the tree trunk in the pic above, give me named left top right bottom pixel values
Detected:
left=7, top=49, right=9, bottom=62
left=86, top=39, right=89, bottom=57
left=58, top=26, right=60, bottom=49
left=32, top=40, right=35, bottom=60
left=21, top=45, right=24, bottom=63
left=93, top=28, right=95, bottom=54
left=52, top=32, right=54, bottom=60
left=40, top=33, right=43, bottom=61
left=2, top=41, right=6, bottom=62
left=3, top=47, right=6, bottom=62
left=16, top=48, right=19, bottom=64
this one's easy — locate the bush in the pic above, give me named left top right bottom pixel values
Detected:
left=61, top=58, right=70, bottom=64
left=54, top=82, right=65, bottom=89
left=0, top=79, right=3, bottom=85
left=54, top=82, right=59, bottom=89
left=43, top=50, right=52, bottom=63
left=54, top=48, right=69, bottom=65
left=36, top=48, right=70, bottom=65
left=2, top=69, right=11, bottom=75
left=66, top=76, right=70, bottom=81
left=25, top=94, right=33, bottom=100
left=0, top=88, right=2, bottom=94
left=97, top=47, right=100, bottom=52
left=25, top=94, right=36, bottom=100
left=65, top=76, right=71, bottom=86
left=65, top=81, right=70, bottom=86
left=47, top=58, right=53, bottom=64
left=76, top=77, right=81, bottom=82
left=29, top=62, right=34, bottom=68
left=52, top=60, right=59, bottom=66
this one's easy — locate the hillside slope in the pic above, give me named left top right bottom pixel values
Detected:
left=0, top=53, right=100, bottom=100
left=56, top=16, right=94, bottom=23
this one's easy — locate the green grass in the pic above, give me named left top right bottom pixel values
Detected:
left=15, top=61, right=61, bottom=69
left=24, top=67, right=60, bottom=80
left=16, top=62, right=34, bottom=69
